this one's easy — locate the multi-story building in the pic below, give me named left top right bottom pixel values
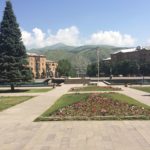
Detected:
left=27, top=53, right=57, bottom=79
left=101, top=47, right=150, bottom=76
left=108, top=47, right=150, bottom=65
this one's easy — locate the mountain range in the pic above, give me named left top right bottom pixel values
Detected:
left=28, top=43, right=129, bottom=70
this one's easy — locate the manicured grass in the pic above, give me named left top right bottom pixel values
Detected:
left=25, top=88, right=52, bottom=93
left=102, top=93, right=150, bottom=109
left=0, top=96, right=33, bottom=111
left=36, top=92, right=150, bottom=121
left=132, top=87, right=150, bottom=93
left=69, top=85, right=121, bottom=92
left=0, top=88, right=52, bottom=93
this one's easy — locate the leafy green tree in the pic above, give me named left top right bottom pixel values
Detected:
left=0, top=1, right=32, bottom=91
left=100, top=61, right=111, bottom=76
left=69, top=68, right=76, bottom=77
left=140, top=62, right=150, bottom=76
left=57, top=59, right=72, bottom=77
left=128, top=61, right=139, bottom=75
left=86, top=63, right=97, bottom=77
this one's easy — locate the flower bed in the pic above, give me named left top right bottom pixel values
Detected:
left=36, top=93, right=150, bottom=121
left=69, top=86, right=121, bottom=92
left=52, top=94, right=149, bottom=117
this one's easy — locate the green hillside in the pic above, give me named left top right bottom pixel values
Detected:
left=28, top=44, right=128, bottom=69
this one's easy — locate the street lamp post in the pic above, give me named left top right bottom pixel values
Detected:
left=110, top=67, right=112, bottom=82
left=142, top=73, right=144, bottom=85
left=97, top=49, right=100, bottom=84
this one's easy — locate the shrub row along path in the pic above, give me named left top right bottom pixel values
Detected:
left=0, top=84, right=150, bottom=150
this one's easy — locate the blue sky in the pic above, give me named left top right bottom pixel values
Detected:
left=1, top=0, right=150, bottom=48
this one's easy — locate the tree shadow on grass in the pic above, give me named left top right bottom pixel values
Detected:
left=142, top=95, right=150, bottom=97
left=0, top=89, right=29, bottom=93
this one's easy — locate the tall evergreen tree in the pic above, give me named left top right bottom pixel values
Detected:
left=0, top=1, right=32, bottom=91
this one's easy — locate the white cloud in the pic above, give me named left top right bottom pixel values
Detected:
left=21, top=30, right=33, bottom=47
left=21, top=28, right=45, bottom=48
left=21, top=27, right=136, bottom=49
left=146, top=38, right=150, bottom=46
left=86, top=31, right=135, bottom=46
left=46, top=26, right=80, bottom=46
left=21, top=26, right=80, bottom=49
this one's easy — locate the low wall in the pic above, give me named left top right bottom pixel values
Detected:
left=64, top=79, right=90, bottom=84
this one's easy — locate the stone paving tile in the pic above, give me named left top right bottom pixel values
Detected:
left=0, top=84, right=150, bottom=149
left=0, top=121, right=150, bottom=149
left=40, top=146, right=50, bottom=150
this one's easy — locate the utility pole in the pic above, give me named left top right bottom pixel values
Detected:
left=97, top=49, right=100, bottom=84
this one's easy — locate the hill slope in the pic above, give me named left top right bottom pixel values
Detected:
left=28, top=44, right=128, bottom=69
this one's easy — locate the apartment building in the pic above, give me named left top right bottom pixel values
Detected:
left=27, top=53, right=57, bottom=78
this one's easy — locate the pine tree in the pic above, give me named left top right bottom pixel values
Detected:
left=0, top=1, right=32, bottom=91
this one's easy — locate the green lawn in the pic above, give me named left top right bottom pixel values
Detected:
left=0, top=96, right=33, bottom=111
left=132, top=87, right=150, bottom=93
left=69, top=86, right=121, bottom=92
left=25, top=88, right=52, bottom=93
left=36, top=92, right=150, bottom=121
left=0, top=88, right=52, bottom=93
left=101, top=93, right=150, bottom=109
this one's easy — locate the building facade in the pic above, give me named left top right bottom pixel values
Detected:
left=110, top=48, right=150, bottom=65
left=27, top=53, right=57, bottom=79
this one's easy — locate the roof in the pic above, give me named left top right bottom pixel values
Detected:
left=113, top=48, right=137, bottom=54
left=27, top=52, right=45, bottom=57
left=46, top=60, right=57, bottom=63
left=103, top=57, right=111, bottom=61
left=144, top=46, right=150, bottom=50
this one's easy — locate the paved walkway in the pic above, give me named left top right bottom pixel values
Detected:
left=118, top=86, right=150, bottom=106
left=0, top=84, right=150, bottom=150
left=0, top=84, right=81, bottom=123
left=89, top=81, right=107, bottom=86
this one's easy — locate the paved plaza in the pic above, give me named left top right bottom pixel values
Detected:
left=0, top=84, right=150, bottom=150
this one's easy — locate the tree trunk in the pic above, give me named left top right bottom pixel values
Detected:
left=11, top=83, right=15, bottom=92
